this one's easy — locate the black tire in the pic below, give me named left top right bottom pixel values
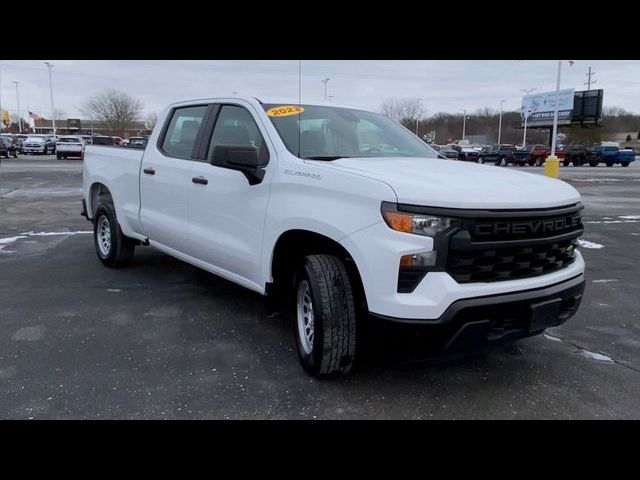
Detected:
left=622, top=162, right=630, bottom=167
left=589, top=161, right=598, bottom=167
left=606, top=161, right=613, bottom=168
left=293, top=254, right=357, bottom=377
left=563, top=159, right=570, bottom=167
left=93, top=202, right=136, bottom=268
left=56, top=153, right=62, bottom=160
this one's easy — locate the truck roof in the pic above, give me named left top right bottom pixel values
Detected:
left=165, top=95, right=378, bottom=114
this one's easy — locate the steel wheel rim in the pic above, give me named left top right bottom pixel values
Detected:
left=97, top=215, right=111, bottom=256
left=296, top=280, right=314, bottom=354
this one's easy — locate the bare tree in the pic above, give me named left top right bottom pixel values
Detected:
left=145, top=111, right=158, bottom=131
left=80, top=89, right=143, bottom=137
left=380, top=98, right=425, bottom=126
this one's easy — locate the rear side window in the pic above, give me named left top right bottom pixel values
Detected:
left=161, top=105, right=208, bottom=159
left=207, top=105, right=267, bottom=162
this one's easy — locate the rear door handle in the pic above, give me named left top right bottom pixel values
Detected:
left=143, top=167, right=155, bottom=175
left=192, top=176, right=208, bottom=185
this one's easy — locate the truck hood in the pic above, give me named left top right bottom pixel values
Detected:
left=311, top=157, right=581, bottom=209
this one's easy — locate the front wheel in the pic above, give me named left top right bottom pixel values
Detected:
left=563, top=159, right=570, bottom=167
left=294, top=255, right=357, bottom=377
left=93, top=202, right=136, bottom=268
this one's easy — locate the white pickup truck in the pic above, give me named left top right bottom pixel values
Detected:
left=82, top=96, right=586, bottom=376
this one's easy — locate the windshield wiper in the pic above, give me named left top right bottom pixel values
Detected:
left=303, top=156, right=349, bottom=161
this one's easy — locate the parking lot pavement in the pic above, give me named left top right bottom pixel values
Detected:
left=1, top=156, right=639, bottom=419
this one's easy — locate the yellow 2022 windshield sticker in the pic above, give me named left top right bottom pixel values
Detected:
left=266, top=105, right=304, bottom=117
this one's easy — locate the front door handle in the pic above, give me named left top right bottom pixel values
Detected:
left=143, top=167, right=155, bottom=175
left=192, top=176, right=208, bottom=185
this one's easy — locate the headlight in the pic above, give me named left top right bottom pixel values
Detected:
left=381, top=203, right=458, bottom=237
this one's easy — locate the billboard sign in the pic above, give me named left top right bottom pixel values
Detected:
left=521, top=88, right=575, bottom=127
left=572, top=89, right=603, bottom=125
left=67, top=118, right=81, bottom=130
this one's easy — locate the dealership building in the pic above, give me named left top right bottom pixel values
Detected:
left=32, top=118, right=151, bottom=138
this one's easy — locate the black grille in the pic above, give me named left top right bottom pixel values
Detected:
left=447, top=239, right=578, bottom=283
left=444, top=205, right=583, bottom=284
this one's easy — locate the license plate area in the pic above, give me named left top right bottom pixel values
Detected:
left=528, top=298, right=562, bottom=333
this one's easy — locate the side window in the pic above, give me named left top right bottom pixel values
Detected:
left=207, top=105, right=267, bottom=162
left=161, top=105, right=207, bottom=159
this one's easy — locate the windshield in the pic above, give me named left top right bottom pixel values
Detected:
left=262, top=103, right=439, bottom=160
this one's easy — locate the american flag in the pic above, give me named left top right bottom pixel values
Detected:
left=29, top=111, right=44, bottom=120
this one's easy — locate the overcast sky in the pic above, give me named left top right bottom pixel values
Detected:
left=0, top=60, right=638, bottom=120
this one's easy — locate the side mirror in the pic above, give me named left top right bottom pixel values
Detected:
left=210, top=144, right=266, bottom=185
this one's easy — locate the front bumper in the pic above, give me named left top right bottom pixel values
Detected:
left=371, top=274, right=585, bottom=351
left=23, top=146, right=45, bottom=153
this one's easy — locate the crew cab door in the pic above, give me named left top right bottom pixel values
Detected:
left=139, top=104, right=208, bottom=252
left=185, top=102, right=274, bottom=290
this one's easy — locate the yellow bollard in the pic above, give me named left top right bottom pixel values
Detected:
left=544, top=155, right=559, bottom=178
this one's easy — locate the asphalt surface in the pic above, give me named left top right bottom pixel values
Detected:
left=1, top=155, right=639, bottom=419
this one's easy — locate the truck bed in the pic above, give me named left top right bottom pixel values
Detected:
left=82, top=145, right=146, bottom=239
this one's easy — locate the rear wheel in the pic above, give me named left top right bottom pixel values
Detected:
left=294, top=254, right=357, bottom=377
left=93, top=202, right=136, bottom=268
left=606, top=161, right=614, bottom=167
left=622, top=162, right=630, bottom=167
left=563, top=159, right=570, bottom=167
left=589, top=161, right=598, bottom=167
left=56, top=153, right=62, bottom=160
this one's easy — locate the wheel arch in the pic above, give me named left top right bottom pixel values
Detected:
left=88, top=182, right=113, bottom=219
left=268, top=229, right=368, bottom=313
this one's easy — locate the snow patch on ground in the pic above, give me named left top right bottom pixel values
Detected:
left=578, top=239, right=604, bottom=249
left=578, top=349, right=614, bottom=363
left=19, top=231, right=92, bottom=236
left=0, top=236, right=28, bottom=251
left=544, top=334, right=562, bottom=342
left=591, top=279, right=618, bottom=283
left=0, top=231, right=91, bottom=252
left=619, top=215, right=640, bottom=220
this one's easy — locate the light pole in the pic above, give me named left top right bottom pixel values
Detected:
left=461, top=109, right=469, bottom=142
left=521, top=88, right=536, bottom=147
left=550, top=61, right=561, bottom=158
left=321, top=77, right=330, bottom=101
left=497, top=100, right=505, bottom=144
left=45, top=62, right=56, bottom=137
left=12, top=81, right=22, bottom=133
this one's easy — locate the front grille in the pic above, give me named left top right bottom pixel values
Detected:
left=444, top=205, right=583, bottom=284
left=447, top=239, right=578, bottom=283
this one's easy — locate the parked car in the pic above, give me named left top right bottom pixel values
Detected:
left=586, top=145, right=635, bottom=167
left=558, top=145, right=588, bottom=166
left=477, top=144, right=518, bottom=165
left=513, top=145, right=534, bottom=166
left=126, top=136, right=148, bottom=148
left=91, top=136, right=122, bottom=146
left=82, top=96, right=586, bottom=377
left=0, top=134, right=20, bottom=158
left=80, top=135, right=93, bottom=145
left=438, top=145, right=461, bottom=159
left=22, top=134, right=57, bottom=155
left=0, top=136, right=13, bottom=159
left=527, top=145, right=567, bottom=166
left=56, top=135, right=86, bottom=160
left=458, top=147, right=480, bottom=162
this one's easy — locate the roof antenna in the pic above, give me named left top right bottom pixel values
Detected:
left=298, top=59, right=302, bottom=159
